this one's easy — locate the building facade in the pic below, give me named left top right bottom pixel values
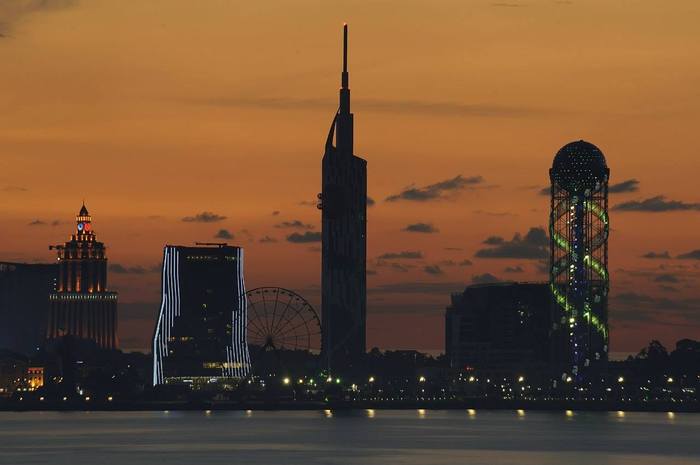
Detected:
left=445, top=283, right=551, bottom=370
left=549, top=140, right=610, bottom=380
left=319, top=25, right=367, bottom=373
left=0, top=262, right=57, bottom=356
left=152, top=244, right=250, bottom=387
left=46, top=204, right=118, bottom=349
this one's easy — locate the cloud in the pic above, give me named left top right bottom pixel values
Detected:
left=377, top=251, right=423, bottom=260
left=367, top=269, right=377, bottom=276
left=491, top=2, right=524, bottom=6
left=423, top=265, right=444, bottom=275
left=357, top=99, right=544, bottom=118
left=608, top=179, right=640, bottom=194
left=190, top=96, right=548, bottom=119
left=2, top=185, right=28, bottom=192
left=275, top=220, right=314, bottom=229
left=613, top=196, right=700, bottom=212
left=272, top=210, right=280, bottom=216
left=299, top=199, right=318, bottom=207
left=385, top=175, right=484, bottom=202
left=27, top=219, right=60, bottom=227
left=214, top=229, right=234, bottom=239
left=403, top=222, right=439, bottom=234
left=654, top=273, right=680, bottom=283
left=370, top=282, right=466, bottom=295
left=181, top=211, right=227, bottom=223
left=375, top=261, right=414, bottom=272
left=109, top=264, right=153, bottom=275
left=483, top=236, right=504, bottom=245
left=475, top=227, right=548, bottom=259
left=642, top=251, right=671, bottom=259
left=473, top=210, right=516, bottom=217
left=678, top=250, right=700, bottom=260
left=611, top=292, right=700, bottom=324
left=0, top=0, right=75, bottom=37
left=367, top=196, right=375, bottom=207
left=438, top=258, right=473, bottom=266
left=444, top=247, right=463, bottom=251
left=286, top=231, right=322, bottom=243
left=539, top=179, right=640, bottom=196
left=472, top=273, right=501, bottom=284
left=259, top=235, right=278, bottom=243
left=504, top=265, right=524, bottom=273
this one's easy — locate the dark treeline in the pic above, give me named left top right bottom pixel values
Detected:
left=1, top=337, right=699, bottom=409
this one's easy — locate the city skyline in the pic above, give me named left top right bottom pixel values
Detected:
left=2, top=1, right=700, bottom=355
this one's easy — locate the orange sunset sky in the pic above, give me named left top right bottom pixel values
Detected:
left=1, top=0, right=699, bottom=354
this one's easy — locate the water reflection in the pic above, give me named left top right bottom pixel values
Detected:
left=1, top=410, right=699, bottom=465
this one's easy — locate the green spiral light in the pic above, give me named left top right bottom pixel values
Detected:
left=550, top=197, right=609, bottom=340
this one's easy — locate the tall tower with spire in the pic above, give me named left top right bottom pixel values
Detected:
left=318, top=24, right=367, bottom=373
left=47, top=203, right=118, bottom=349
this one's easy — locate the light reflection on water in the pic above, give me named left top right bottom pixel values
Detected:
left=0, top=410, right=699, bottom=465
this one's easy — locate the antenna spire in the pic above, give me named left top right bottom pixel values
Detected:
left=342, top=23, right=349, bottom=89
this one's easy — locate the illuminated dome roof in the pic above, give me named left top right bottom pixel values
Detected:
left=550, top=140, right=609, bottom=194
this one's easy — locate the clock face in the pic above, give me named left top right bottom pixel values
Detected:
left=83, top=223, right=91, bottom=232
left=77, top=222, right=84, bottom=231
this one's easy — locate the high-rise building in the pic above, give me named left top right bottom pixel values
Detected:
left=549, top=140, right=610, bottom=380
left=0, top=262, right=57, bottom=356
left=445, top=282, right=551, bottom=370
left=318, top=24, right=368, bottom=373
left=152, top=244, right=250, bottom=387
left=46, top=204, right=118, bottom=349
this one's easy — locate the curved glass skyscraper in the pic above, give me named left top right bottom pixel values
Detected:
left=319, top=25, right=367, bottom=374
left=549, top=140, right=610, bottom=380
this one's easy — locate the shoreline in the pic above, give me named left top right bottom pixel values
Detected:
left=2, top=399, right=698, bottom=413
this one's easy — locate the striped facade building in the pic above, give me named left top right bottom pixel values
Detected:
left=152, top=244, right=250, bottom=387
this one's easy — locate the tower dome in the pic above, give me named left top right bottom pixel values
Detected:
left=550, top=140, right=609, bottom=194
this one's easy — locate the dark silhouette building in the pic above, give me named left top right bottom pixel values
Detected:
left=46, top=204, right=118, bottom=349
left=0, top=262, right=57, bottom=356
left=318, top=24, right=367, bottom=373
left=549, top=140, right=610, bottom=380
left=152, top=244, right=250, bottom=387
left=445, top=283, right=551, bottom=370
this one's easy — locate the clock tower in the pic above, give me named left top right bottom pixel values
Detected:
left=47, top=203, right=118, bottom=349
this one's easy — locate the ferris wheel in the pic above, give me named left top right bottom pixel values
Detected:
left=245, top=287, right=321, bottom=353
